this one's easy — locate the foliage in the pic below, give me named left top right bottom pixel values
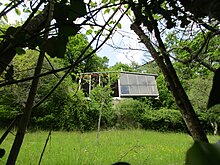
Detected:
left=31, top=77, right=76, bottom=130
left=0, top=31, right=113, bottom=131
left=197, top=105, right=220, bottom=135
left=89, top=85, right=116, bottom=129
left=115, top=98, right=149, bottom=129
left=156, top=75, right=177, bottom=109
left=138, top=61, right=160, bottom=75
left=65, top=34, right=109, bottom=77
left=33, top=84, right=115, bottom=132
left=187, top=75, right=213, bottom=111
left=57, top=87, right=91, bottom=131
left=196, top=111, right=215, bottom=135
left=109, top=62, right=135, bottom=72
left=169, top=32, right=220, bottom=81
left=0, top=0, right=86, bottom=59
left=0, top=50, right=41, bottom=127
left=140, top=109, right=187, bottom=132
left=137, top=108, right=220, bottom=134
left=3, top=0, right=220, bottom=162
left=165, top=31, right=220, bottom=111
left=0, top=50, right=72, bottom=130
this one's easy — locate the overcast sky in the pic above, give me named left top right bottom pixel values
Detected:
left=94, top=15, right=147, bottom=66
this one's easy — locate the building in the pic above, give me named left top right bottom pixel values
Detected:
left=79, top=71, right=159, bottom=99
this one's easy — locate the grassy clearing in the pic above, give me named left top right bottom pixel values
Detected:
left=0, top=130, right=219, bottom=165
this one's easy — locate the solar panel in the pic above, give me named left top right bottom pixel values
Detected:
left=120, top=73, right=159, bottom=96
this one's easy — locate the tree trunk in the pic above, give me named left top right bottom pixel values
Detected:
left=131, top=23, right=209, bottom=143
left=6, top=49, right=45, bottom=165
left=96, top=101, right=104, bottom=145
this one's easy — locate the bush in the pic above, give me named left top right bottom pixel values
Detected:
left=0, top=106, right=20, bottom=128
left=31, top=82, right=103, bottom=132
left=115, top=98, right=149, bottom=129
left=31, top=78, right=77, bottom=130
left=140, top=108, right=187, bottom=132
left=140, top=108, right=220, bottom=134
left=89, top=85, right=116, bottom=130
left=60, top=91, right=94, bottom=132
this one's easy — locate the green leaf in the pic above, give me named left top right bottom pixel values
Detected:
left=117, top=22, right=122, bottom=29
left=54, top=3, right=68, bottom=24
left=86, top=29, right=93, bottom=35
left=112, top=7, right=117, bottom=12
left=109, top=20, right=115, bottom=24
left=23, top=8, right=31, bottom=13
left=15, top=8, right=21, bottom=16
left=40, top=37, right=68, bottom=58
left=90, top=1, right=97, bottom=7
left=102, top=0, right=108, bottom=3
left=3, top=15, right=8, bottom=22
left=0, top=148, right=5, bottom=158
left=94, top=30, right=101, bottom=35
left=104, top=8, right=110, bottom=14
left=69, top=0, right=87, bottom=21
left=59, top=24, right=79, bottom=37
left=15, top=47, right=26, bottom=55
left=126, top=10, right=131, bottom=16
left=186, top=141, right=220, bottom=165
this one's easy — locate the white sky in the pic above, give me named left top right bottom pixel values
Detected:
left=96, top=15, right=147, bottom=66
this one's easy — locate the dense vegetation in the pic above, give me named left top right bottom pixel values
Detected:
left=0, top=32, right=218, bottom=134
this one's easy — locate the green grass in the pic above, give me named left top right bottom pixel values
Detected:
left=0, top=130, right=219, bottom=165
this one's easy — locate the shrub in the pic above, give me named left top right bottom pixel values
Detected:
left=31, top=79, right=77, bottom=130
left=61, top=91, right=94, bottom=132
left=89, top=85, right=116, bottom=130
left=0, top=106, right=20, bottom=128
left=140, top=108, right=187, bottom=132
left=115, top=98, right=149, bottom=129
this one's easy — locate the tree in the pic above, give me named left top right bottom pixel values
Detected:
left=127, top=0, right=220, bottom=142
left=166, top=32, right=220, bottom=76
left=65, top=34, right=109, bottom=80
left=164, top=31, right=220, bottom=112
left=109, top=62, right=135, bottom=72
left=89, top=85, right=113, bottom=144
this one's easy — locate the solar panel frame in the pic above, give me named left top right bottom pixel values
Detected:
left=119, top=73, right=159, bottom=97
